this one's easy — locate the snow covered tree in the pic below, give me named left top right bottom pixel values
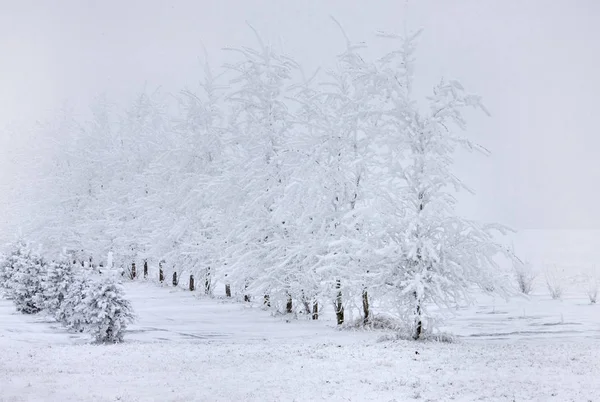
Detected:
left=221, top=26, right=305, bottom=310
left=0, top=249, right=16, bottom=297
left=371, top=31, right=511, bottom=339
left=43, top=253, right=76, bottom=315
left=273, top=21, right=386, bottom=324
left=136, top=56, right=227, bottom=290
left=56, top=274, right=90, bottom=332
left=80, top=276, right=135, bottom=343
left=4, top=243, right=47, bottom=314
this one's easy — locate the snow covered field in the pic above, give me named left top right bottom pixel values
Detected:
left=1, top=282, right=599, bottom=402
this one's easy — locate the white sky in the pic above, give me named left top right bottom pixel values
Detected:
left=1, top=0, right=599, bottom=230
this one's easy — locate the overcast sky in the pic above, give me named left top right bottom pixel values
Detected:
left=1, top=0, right=599, bottom=231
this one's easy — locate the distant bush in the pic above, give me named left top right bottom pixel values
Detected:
left=514, top=261, right=536, bottom=295
left=544, top=265, right=563, bottom=300
left=585, top=270, right=598, bottom=304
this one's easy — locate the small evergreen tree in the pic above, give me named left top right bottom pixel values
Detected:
left=0, top=251, right=14, bottom=297
left=81, top=277, right=135, bottom=343
left=5, top=244, right=47, bottom=314
left=57, top=274, right=90, bottom=332
left=43, top=255, right=76, bottom=315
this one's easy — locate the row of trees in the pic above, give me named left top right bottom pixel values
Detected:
left=4, top=25, right=512, bottom=339
left=0, top=242, right=135, bottom=343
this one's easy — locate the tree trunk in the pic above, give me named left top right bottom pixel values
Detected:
left=263, top=294, right=271, bottom=307
left=302, top=299, right=311, bottom=315
left=189, top=275, right=195, bottom=291
left=130, top=262, right=136, bottom=280
left=172, top=271, right=178, bottom=287
left=243, top=282, right=250, bottom=302
left=225, top=284, right=231, bottom=298
left=205, top=267, right=211, bottom=295
left=334, top=279, right=344, bottom=325
left=362, top=289, right=370, bottom=325
left=286, top=294, right=293, bottom=314
left=301, top=291, right=310, bottom=315
left=312, top=301, right=319, bottom=320
left=159, top=262, right=164, bottom=283
left=413, top=291, right=422, bottom=340
left=143, top=261, right=148, bottom=279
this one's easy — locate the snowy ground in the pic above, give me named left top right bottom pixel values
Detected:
left=1, top=282, right=599, bottom=402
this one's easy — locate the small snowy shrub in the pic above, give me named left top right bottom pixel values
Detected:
left=585, top=272, right=598, bottom=304
left=5, top=244, right=47, bottom=314
left=514, top=261, right=536, bottom=295
left=0, top=242, right=33, bottom=298
left=57, top=274, right=90, bottom=332
left=544, top=265, right=563, bottom=300
left=81, top=277, right=135, bottom=343
left=0, top=252, right=13, bottom=296
left=43, top=256, right=76, bottom=315
left=344, top=314, right=405, bottom=331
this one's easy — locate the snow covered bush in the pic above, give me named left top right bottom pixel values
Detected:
left=585, top=271, right=598, bottom=304
left=3, top=243, right=47, bottom=314
left=43, top=255, right=76, bottom=315
left=0, top=251, right=14, bottom=297
left=80, top=276, right=135, bottom=343
left=514, top=260, right=536, bottom=295
left=544, top=265, right=563, bottom=300
left=56, top=274, right=90, bottom=332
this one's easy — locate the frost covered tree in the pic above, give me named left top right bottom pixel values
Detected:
left=56, top=274, right=90, bottom=332
left=80, top=276, right=135, bottom=343
left=271, top=22, right=388, bottom=324
left=3, top=243, right=47, bottom=314
left=43, top=253, right=76, bottom=315
left=0, top=250, right=15, bottom=297
left=371, top=31, right=510, bottom=339
left=137, top=57, right=227, bottom=289
left=222, top=27, right=305, bottom=310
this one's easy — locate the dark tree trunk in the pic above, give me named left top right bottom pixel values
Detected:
left=334, top=280, right=344, bottom=325
left=244, top=282, right=250, bottom=302
left=312, top=301, right=319, bottom=320
left=159, top=262, right=164, bottom=283
left=301, top=291, right=310, bottom=315
left=264, top=294, right=270, bottom=307
left=225, top=284, right=231, bottom=298
left=362, top=289, right=370, bottom=325
left=189, top=275, right=195, bottom=291
left=413, top=291, right=422, bottom=340
left=172, top=271, right=178, bottom=287
left=205, top=267, right=211, bottom=295
left=130, top=262, right=136, bottom=280
left=143, top=261, right=148, bottom=279
left=302, top=299, right=311, bottom=315
left=286, top=294, right=293, bottom=314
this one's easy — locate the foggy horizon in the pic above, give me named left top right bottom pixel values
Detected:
left=2, top=0, right=600, bottom=231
